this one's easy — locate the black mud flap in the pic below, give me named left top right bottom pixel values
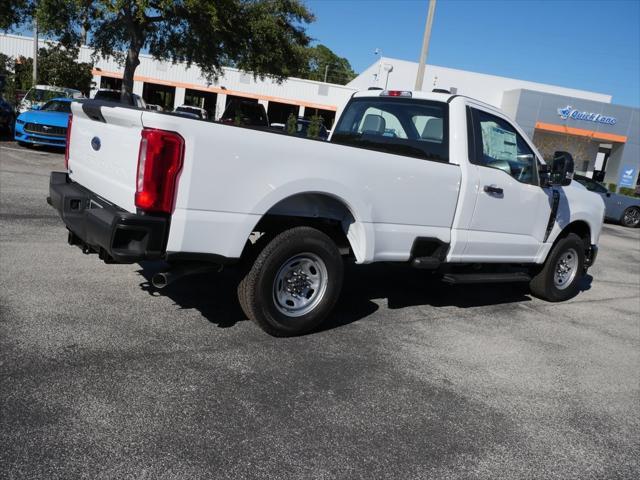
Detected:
left=544, top=189, right=560, bottom=243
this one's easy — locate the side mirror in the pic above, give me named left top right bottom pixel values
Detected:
left=606, top=192, right=611, bottom=198
left=551, top=151, right=574, bottom=186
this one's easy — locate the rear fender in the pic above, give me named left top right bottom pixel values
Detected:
left=250, top=182, right=374, bottom=263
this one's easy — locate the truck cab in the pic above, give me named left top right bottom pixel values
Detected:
left=331, top=90, right=602, bottom=266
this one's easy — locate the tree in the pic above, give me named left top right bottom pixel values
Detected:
left=286, top=112, right=297, bottom=134
left=0, top=53, right=34, bottom=104
left=0, top=53, right=16, bottom=102
left=0, top=45, right=93, bottom=102
left=37, top=44, right=94, bottom=94
left=0, top=0, right=32, bottom=30
left=306, top=115, right=322, bottom=139
left=302, top=44, right=356, bottom=85
left=6, top=0, right=315, bottom=102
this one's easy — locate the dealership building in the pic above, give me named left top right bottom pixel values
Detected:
left=0, top=33, right=355, bottom=128
left=2, top=33, right=638, bottom=190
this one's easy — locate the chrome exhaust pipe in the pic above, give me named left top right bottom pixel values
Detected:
left=151, top=264, right=221, bottom=289
left=151, top=272, right=173, bottom=289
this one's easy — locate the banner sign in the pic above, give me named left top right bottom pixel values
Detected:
left=618, top=165, right=637, bottom=188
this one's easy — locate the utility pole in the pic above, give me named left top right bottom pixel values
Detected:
left=32, top=16, right=38, bottom=87
left=415, top=0, right=437, bottom=91
left=323, top=64, right=329, bottom=83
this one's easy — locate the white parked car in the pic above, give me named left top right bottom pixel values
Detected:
left=92, top=89, right=146, bottom=109
left=48, top=89, right=604, bottom=336
left=18, top=85, right=83, bottom=113
left=174, top=105, right=208, bottom=120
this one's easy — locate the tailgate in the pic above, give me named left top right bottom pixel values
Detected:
left=68, top=101, right=143, bottom=212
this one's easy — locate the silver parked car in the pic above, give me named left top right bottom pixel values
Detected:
left=574, top=174, right=640, bottom=228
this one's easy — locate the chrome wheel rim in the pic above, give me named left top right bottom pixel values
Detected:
left=554, top=248, right=578, bottom=290
left=273, top=253, right=328, bottom=317
left=623, top=208, right=640, bottom=227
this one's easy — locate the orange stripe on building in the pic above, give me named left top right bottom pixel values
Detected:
left=535, top=121, right=627, bottom=143
left=92, top=68, right=338, bottom=111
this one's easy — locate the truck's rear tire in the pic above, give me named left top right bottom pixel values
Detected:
left=529, top=233, right=585, bottom=302
left=237, top=226, right=344, bottom=336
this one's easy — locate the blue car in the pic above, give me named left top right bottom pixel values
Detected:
left=14, top=97, right=72, bottom=148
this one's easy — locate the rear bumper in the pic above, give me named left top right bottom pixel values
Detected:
left=48, top=172, right=168, bottom=263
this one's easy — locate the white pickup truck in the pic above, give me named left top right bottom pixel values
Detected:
left=49, top=89, right=604, bottom=336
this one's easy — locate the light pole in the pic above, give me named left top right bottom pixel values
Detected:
left=415, top=0, right=437, bottom=91
left=373, top=48, right=383, bottom=87
left=383, top=63, right=393, bottom=89
left=32, top=16, right=38, bottom=87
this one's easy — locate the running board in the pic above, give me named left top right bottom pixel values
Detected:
left=442, top=272, right=531, bottom=284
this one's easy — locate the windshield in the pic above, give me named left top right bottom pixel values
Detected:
left=222, top=101, right=268, bottom=126
left=24, top=88, right=67, bottom=103
left=94, top=90, right=121, bottom=102
left=332, top=97, right=449, bottom=162
left=41, top=100, right=71, bottom=113
left=176, top=106, right=201, bottom=116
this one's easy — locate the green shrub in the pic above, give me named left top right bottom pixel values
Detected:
left=607, top=183, right=618, bottom=193
left=307, top=115, right=323, bottom=139
left=286, top=113, right=297, bottom=135
left=619, top=187, right=639, bottom=197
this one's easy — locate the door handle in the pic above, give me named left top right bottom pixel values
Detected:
left=483, top=185, right=504, bottom=195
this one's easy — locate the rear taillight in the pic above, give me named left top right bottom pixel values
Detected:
left=135, top=128, right=184, bottom=214
left=64, top=114, right=73, bottom=170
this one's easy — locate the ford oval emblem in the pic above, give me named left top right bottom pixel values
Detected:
left=91, top=136, right=101, bottom=151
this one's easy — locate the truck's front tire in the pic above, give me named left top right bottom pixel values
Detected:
left=237, top=226, right=344, bottom=336
left=529, top=233, right=585, bottom=302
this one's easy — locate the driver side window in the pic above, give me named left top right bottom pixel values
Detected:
left=471, top=108, right=538, bottom=185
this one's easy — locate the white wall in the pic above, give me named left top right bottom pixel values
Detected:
left=0, top=33, right=356, bottom=113
left=349, top=57, right=612, bottom=108
left=2, top=33, right=615, bottom=120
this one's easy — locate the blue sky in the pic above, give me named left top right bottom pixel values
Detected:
left=304, top=0, right=640, bottom=107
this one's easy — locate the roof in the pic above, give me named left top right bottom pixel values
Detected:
left=353, top=89, right=454, bottom=103
left=32, top=85, right=81, bottom=93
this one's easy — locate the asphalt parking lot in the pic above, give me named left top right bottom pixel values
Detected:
left=1, top=139, right=639, bottom=480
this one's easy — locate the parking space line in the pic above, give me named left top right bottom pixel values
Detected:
left=0, top=145, right=51, bottom=156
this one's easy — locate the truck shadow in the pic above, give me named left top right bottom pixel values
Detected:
left=137, top=262, right=591, bottom=333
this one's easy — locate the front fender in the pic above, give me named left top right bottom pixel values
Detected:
left=543, top=183, right=605, bottom=253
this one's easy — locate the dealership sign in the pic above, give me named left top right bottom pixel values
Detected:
left=557, top=105, right=617, bottom=125
left=619, top=165, right=637, bottom=188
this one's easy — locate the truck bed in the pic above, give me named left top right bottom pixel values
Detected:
left=68, top=101, right=461, bottom=263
